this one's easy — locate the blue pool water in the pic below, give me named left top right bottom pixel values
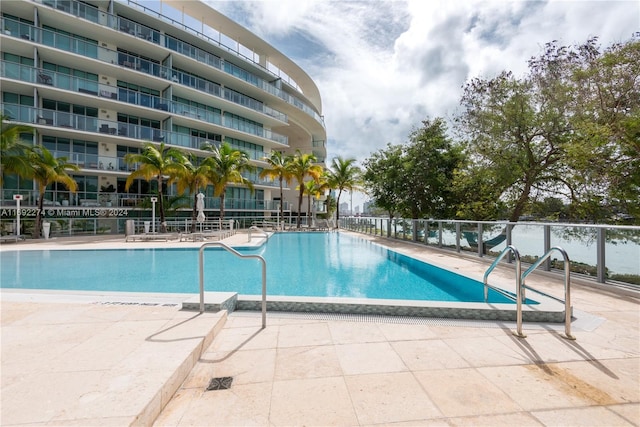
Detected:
left=1, top=233, right=522, bottom=303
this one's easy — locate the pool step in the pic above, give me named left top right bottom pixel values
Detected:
left=236, top=295, right=567, bottom=323
left=181, top=292, right=566, bottom=323
left=181, top=292, right=238, bottom=313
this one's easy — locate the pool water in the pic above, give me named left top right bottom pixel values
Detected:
left=1, top=233, right=523, bottom=303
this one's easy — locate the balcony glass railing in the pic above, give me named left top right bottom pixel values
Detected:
left=241, top=172, right=278, bottom=188
left=34, top=0, right=324, bottom=128
left=1, top=103, right=284, bottom=158
left=1, top=62, right=288, bottom=145
left=2, top=60, right=101, bottom=94
left=1, top=17, right=289, bottom=124
left=42, top=0, right=100, bottom=23
left=46, top=150, right=134, bottom=174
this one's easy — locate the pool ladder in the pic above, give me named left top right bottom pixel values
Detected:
left=483, top=245, right=575, bottom=340
left=247, top=226, right=270, bottom=242
left=198, top=242, right=267, bottom=329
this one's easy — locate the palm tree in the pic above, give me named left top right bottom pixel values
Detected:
left=259, top=151, right=292, bottom=228
left=326, top=156, right=362, bottom=224
left=287, top=151, right=323, bottom=228
left=303, top=177, right=328, bottom=225
left=1, top=114, right=34, bottom=185
left=124, top=142, right=186, bottom=233
left=202, top=142, right=254, bottom=221
left=174, top=155, right=214, bottom=232
left=29, top=146, right=79, bottom=238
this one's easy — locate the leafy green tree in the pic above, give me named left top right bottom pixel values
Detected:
left=259, top=151, right=292, bottom=226
left=530, top=197, right=568, bottom=221
left=363, top=119, right=463, bottom=221
left=452, top=163, right=508, bottom=220
left=124, top=142, right=186, bottom=233
left=562, top=38, right=640, bottom=222
left=362, top=143, right=404, bottom=220
left=455, top=37, right=640, bottom=223
left=202, top=142, right=254, bottom=221
left=1, top=114, right=33, bottom=184
left=401, top=118, right=464, bottom=219
left=325, top=156, right=362, bottom=224
left=287, top=151, right=323, bottom=228
left=29, top=146, right=79, bottom=238
left=455, top=66, right=573, bottom=221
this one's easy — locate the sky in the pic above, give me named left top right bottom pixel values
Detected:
left=202, top=0, right=639, bottom=211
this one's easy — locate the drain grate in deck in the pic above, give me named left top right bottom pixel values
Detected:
left=206, top=377, right=233, bottom=391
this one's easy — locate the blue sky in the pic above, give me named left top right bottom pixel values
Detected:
left=202, top=0, right=639, bottom=210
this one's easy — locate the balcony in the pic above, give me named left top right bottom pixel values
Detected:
left=1, top=62, right=289, bottom=146
left=1, top=16, right=290, bottom=124
left=2, top=3, right=327, bottom=129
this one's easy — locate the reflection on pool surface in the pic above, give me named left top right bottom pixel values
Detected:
left=1, top=233, right=528, bottom=304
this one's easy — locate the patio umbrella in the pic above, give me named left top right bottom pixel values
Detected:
left=196, top=193, right=206, bottom=224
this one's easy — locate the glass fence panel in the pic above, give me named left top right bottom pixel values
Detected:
left=437, top=222, right=456, bottom=248
left=339, top=218, right=639, bottom=286
left=604, top=228, right=640, bottom=278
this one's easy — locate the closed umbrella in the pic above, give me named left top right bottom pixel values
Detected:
left=196, top=193, right=206, bottom=229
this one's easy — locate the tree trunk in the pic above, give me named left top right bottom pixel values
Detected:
left=191, top=192, right=198, bottom=233
left=279, top=177, right=284, bottom=230
left=297, top=184, right=304, bottom=228
left=509, top=180, right=533, bottom=222
left=33, top=190, right=45, bottom=238
left=157, top=177, right=167, bottom=233
left=335, top=189, right=343, bottom=224
left=219, top=192, right=226, bottom=221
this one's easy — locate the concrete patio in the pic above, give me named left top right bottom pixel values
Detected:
left=1, top=232, right=638, bottom=426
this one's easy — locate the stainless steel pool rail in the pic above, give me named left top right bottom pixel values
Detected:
left=198, top=242, right=267, bottom=328
left=247, top=226, right=269, bottom=242
left=521, top=246, right=575, bottom=340
left=484, top=245, right=575, bottom=340
left=483, top=245, right=525, bottom=337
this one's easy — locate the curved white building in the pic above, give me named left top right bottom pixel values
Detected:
left=0, top=0, right=326, bottom=232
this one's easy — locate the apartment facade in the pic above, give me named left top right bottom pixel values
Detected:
left=0, top=0, right=326, bottom=232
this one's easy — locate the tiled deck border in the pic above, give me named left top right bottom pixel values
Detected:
left=181, top=292, right=568, bottom=323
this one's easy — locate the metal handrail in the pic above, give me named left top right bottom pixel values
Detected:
left=198, top=242, right=266, bottom=328
left=248, top=226, right=269, bottom=242
left=521, top=246, right=575, bottom=340
left=483, top=245, right=525, bottom=337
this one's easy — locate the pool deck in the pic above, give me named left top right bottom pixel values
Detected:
left=1, top=231, right=638, bottom=426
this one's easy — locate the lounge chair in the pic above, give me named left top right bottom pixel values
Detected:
left=126, top=232, right=176, bottom=242
left=0, top=234, right=26, bottom=243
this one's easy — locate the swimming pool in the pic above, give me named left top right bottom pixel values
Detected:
left=2, top=233, right=519, bottom=304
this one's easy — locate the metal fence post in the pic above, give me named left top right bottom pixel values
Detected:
left=506, top=223, right=513, bottom=263
left=543, top=225, right=551, bottom=271
left=597, top=227, right=606, bottom=283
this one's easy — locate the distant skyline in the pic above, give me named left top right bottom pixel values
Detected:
left=204, top=0, right=639, bottom=209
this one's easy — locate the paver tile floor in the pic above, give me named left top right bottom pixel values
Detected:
left=1, top=232, right=638, bottom=426
left=155, top=304, right=639, bottom=426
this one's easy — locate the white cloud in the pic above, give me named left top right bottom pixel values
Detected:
left=207, top=0, right=639, bottom=208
